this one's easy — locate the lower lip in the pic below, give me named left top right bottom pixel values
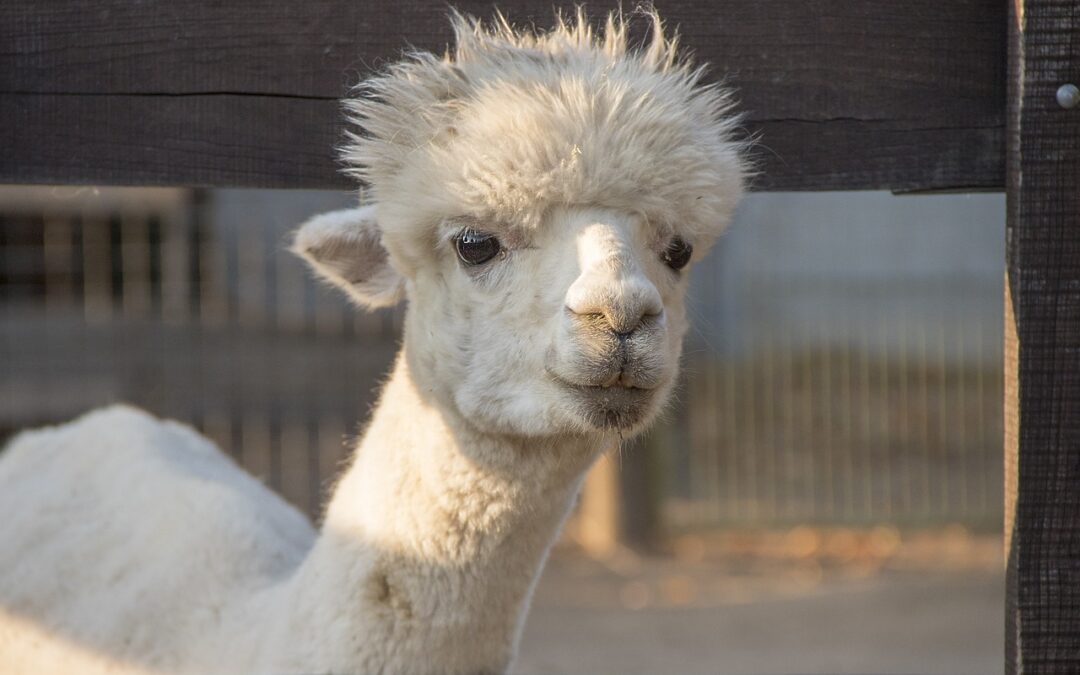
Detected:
left=558, top=382, right=655, bottom=429
left=565, top=384, right=652, bottom=403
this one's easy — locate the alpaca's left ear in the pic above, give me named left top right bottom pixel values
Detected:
left=292, top=205, right=405, bottom=309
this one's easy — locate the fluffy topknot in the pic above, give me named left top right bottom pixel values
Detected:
left=448, top=8, right=684, bottom=74
left=341, top=9, right=746, bottom=247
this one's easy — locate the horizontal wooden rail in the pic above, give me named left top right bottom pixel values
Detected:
left=1, top=0, right=1004, bottom=191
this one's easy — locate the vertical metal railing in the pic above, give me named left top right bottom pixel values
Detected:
left=1, top=188, right=1003, bottom=529
left=0, top=187, right=402, bottom=522
left=659, top=276, right=1003, bottom=529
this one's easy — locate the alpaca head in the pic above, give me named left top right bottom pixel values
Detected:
left=296, top=10, right=746, bottom=439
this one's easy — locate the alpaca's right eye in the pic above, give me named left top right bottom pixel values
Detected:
left=454, top=230, right=502, bottom=266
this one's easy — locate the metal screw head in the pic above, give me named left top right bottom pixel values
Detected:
left=1057, top=83, right=1080, bottom=109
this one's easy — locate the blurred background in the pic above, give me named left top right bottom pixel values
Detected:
left=0, top=186, right=1003, bottom=674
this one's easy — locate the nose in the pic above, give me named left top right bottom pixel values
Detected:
left=565, top=269, right=664, bottom=335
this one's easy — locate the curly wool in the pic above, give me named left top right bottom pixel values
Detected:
left=343, top=9, right=746, bottom=253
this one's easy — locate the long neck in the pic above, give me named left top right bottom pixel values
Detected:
left=269, top=351, right=604, bottom=674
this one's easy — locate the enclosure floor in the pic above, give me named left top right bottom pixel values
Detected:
left=516, top=543, right=1003, bottom=675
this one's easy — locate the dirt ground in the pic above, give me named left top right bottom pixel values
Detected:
left=515, top=528, right=1004, bottom=675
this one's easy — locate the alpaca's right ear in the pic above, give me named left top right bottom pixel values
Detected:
left=292, top=206, right=405, bottom=309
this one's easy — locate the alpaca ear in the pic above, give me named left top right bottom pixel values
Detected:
left=292, top=206, right=405, bottom=309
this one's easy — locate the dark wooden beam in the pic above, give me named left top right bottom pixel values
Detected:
left=1, top=0, right=1004, bottom=191
left=1005, top=0, right=1080, bottom=671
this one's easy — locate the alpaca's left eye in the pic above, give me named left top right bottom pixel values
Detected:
left=454, top=230, right=502, bottom=266
left=661, top=236, right=693, bottom=270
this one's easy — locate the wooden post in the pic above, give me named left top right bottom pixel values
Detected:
left=577, top=453, right=620, bottom=557
left=1006, top=0, right=1080, bottom=671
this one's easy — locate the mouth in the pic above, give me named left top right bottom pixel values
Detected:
left=547, top=371, right=656, bottom=430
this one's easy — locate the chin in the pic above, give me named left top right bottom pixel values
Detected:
left=566, top=386, right=655, bottom=431
left=454, top=371, right=673, bottom=438
left=563, top=374, right=679, bottom=434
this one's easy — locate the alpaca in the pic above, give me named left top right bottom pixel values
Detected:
left=0, top=10, right=745, bottom=674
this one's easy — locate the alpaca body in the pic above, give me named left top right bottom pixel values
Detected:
left=0, top=10, right=745, bottom=673
left=0, top=406, right=313, bottom=674
left=0, top=406, right=313, bottom=673
left=0, top=354, right=592, bottom=674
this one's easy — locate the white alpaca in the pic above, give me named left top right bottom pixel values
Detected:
left=0, top=11, right=744, bottom=674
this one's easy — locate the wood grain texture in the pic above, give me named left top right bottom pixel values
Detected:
left=0, top=94, right=343, bottom=189
left=1, top=0, right=1004, bottom=190
left=1005, top=0, right=1080, bottom=671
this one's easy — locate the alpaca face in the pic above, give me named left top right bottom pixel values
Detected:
left=295, top=202, right=696, bottom=437
left=406, top=204, right=693, bottom=436
left=296, top=11, right=747, bottom=439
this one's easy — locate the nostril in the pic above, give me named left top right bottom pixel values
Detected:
left=565, top=303, right=664, bottom=335
left=607, top=304, right=665, bottom=335
left=565, top=306, right=608, bottom=328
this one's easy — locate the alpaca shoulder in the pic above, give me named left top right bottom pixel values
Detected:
left=0, top=406, right=317, bottom=670
left=0, top=405, right=317, bottom=580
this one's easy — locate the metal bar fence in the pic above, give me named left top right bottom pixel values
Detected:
left=0, top=187, right=400, bottom=521
left=0, top=187, right=1003, bottom=529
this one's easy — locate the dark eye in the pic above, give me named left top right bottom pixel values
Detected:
left=661, top=236, right=693, bottom=270
left=454, top=230, right=502, bottom=266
